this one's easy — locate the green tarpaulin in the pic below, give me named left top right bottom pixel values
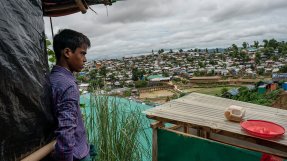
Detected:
left=158, top=129, right=263, bottom=161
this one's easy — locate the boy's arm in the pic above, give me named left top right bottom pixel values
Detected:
left=54, top=86, right=79, bottom=161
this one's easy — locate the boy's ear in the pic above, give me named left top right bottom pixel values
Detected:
left=63, top=48, right=72, bottom=59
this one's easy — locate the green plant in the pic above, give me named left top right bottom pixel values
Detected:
left=135, top=80, right=148, bottom=88
left=46, top=39, right=56, bottom=66
left=221, top=88, right=228, bottom=95
left=83, top=94, right=151, bottom=161
left=123, top=90, right=131, bottom=97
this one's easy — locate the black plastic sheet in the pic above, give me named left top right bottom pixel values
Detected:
left=0, top=0, right=54, bottom=160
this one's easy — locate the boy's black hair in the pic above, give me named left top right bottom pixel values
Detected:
left=53, top=29, right=91, bottom=61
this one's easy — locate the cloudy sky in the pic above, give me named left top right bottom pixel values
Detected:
left=44, top=0, right=287, bottom=60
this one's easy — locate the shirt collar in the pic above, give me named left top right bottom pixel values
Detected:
left=51, top=65, right=76, bottom=82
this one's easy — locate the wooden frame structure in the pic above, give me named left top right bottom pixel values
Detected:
left=144, top=93, right=287, bottom=161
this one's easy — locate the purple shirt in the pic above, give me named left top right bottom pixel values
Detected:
left=50, top=66, right=89, bottom=161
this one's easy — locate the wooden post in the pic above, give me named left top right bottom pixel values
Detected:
left=151, top=121, right=164, bottom=161
left=183, top=125, right=188, bottom=134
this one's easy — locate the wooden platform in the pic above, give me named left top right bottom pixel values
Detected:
left=144, top=93, right=287, bottom=158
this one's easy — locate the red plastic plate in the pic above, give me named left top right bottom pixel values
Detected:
left=240, top=120, right=285, bottom=138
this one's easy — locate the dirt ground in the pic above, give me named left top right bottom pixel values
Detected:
left=140, top=97, right=168, bottom=104
left=139, top=90, right=174, bottom=99
left=182, top=87, right=239, bottom=96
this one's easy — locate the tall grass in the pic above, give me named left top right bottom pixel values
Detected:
left=82, top=94, right=151, bottom=161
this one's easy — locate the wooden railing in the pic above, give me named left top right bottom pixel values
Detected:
left=21, top=140, right=56, bottom=161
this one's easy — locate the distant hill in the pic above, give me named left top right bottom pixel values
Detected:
left=89, top=48, right=227, bottom=60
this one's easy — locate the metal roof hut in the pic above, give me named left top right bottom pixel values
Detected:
left=0, top=1, right=117, bottom=160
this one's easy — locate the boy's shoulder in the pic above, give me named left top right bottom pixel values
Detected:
left=50, top=70, right=77, bottom=90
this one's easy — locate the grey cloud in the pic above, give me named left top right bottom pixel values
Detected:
left=44, top=0, right=287, bottom=60
left=210, top=0, right=287, bottom=22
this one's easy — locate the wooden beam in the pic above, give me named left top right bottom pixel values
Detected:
left=152, top=126, right=158, bottom=161
left=75, top=0, right=87, bottom=13
left=21, top=140, right=56, bottom=161
left=151, top=121, right=164, bottom=161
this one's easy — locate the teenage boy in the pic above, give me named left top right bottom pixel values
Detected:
left=50, top=29, right=91, bottom=161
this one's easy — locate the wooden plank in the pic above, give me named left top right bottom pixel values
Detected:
left=169, top=125, right=183, bottom=130
left=44, top=3, right=75, bottom=12
left=152, top=102, right=287, bottom=126
left=150, top=121, right=164, bottom=129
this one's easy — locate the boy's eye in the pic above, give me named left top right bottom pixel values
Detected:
left=81, top=52, right=87, bottom=55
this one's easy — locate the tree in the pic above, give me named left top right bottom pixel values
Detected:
left=271, top=55, right=279, bottom=62
left=230, top=44, right=239, bottom=59
left=108, top=73, right=116, bottom=83
left=135, top=80, right=148, bottom=88
left=232, top=44, right=238, bottom=52
left=169, top=49, right=173, bottom=53
left=255, top=52, right=261, bottom=65
left=254, top=41, right=259, bottom=48
left=262, top=47, right=275, bottom=59
left=216, top=48, right=219, bottom=53
left=242, top=42, right=248, bottom=49
left=162, top=72, right=169, bottom=77
left=279, top=65, right=287, bottom=73
left=132, top=68, right=144, bottom=81
left=268, top=38, right=278, bottom=49
left=263, top=39, right=269, bottom=48
left=124, top=73, right=129, bottom=80
left=179, top=49, right=183, bottom=53
left=209, top=60, right=216, bottom=65
left=158, top=49, right=164, bottom=54
left=239, top=50, right=249, bottom=63
left=187, top=56, right=194, bottom=62
left=99, top=66, right=107, bottom=78
left=77, top=75, right=86, bottom=83
left=89, top=69, right=98, bottom=80
left=205, top=48, right=208, bottom=53
left=88, top=78, right=104, bottom=91
left=278, top=41, right=287, bottom=55
left=257, top=68, right=264, bottom=75
left=210, top=69, right=215, bottom=76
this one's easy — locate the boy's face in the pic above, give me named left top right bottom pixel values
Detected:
left=66, top=44, right=87, bottom=73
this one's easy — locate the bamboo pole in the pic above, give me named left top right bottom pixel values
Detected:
left=21, top=140, right=56, bottom=161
